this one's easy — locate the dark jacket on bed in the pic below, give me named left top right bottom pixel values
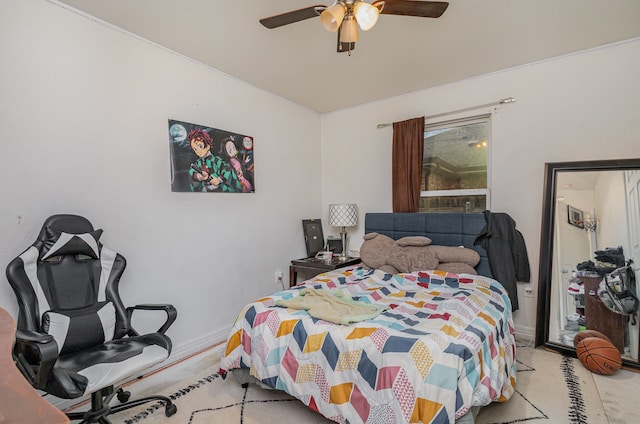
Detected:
left=474, top=210, right=530, bottom=311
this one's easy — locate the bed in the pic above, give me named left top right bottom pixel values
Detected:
left=220, top=212, right=516, bottom=423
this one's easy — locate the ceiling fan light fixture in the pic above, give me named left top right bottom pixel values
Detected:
left=354, top=1, right=380, bottom=31
left=320, top=3, right=347, bottom=32
left=339, top=15, right=359, bottom=43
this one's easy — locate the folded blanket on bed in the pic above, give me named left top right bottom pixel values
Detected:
left=276, top=288, right=387, bottom=325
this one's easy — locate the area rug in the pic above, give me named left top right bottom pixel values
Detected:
left=475, top=344, right=607, bottom=424
left=110, top=345, right=607, bottom=423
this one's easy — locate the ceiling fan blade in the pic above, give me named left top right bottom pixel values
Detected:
left=259, top=5, right=326, bottom=29
left=377, top=0, right=449, bottom=18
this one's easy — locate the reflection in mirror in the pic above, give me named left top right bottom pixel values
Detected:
left=536, top=159, right=640, bottom=370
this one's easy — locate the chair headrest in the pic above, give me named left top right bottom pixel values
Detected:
left=36, top=215, right=102, bottom=260
left=38, top=214, right=94, bottom=237
left=41, top=227, right=103, bottom=260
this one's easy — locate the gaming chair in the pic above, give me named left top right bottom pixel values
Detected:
left=5, top=214, right=177, bottom=423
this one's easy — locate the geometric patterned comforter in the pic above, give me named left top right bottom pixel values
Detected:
left=220, top=266, right=516, bottom=424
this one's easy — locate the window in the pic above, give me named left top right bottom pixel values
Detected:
left=420, top=115, right=490, bottom=213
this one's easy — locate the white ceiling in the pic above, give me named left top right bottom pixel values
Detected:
left=55, top=0, right=640, bottom=113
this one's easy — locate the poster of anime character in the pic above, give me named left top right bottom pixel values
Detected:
left=168, top=119, right=254, bottom=193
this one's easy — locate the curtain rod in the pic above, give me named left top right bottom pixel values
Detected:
left=376, top=97, right=516, bottom=129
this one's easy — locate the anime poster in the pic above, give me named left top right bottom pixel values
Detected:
left=168, top=119, right=254, bottom=193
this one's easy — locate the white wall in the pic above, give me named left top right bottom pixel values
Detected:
left=595, top=172, right=630, bottom=252
left=0, top=0, right=321, bottom=357
left=321, top=38, right=640, bottom=338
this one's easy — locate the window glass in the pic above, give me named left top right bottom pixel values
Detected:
left=420, top=116, right=490, bottom=212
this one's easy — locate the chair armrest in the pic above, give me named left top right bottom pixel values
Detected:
left=126, top=304, right=177, bottom=335
left=15, top=329, right=54, bottom=344
left=14, top=329, right=59, bottom=390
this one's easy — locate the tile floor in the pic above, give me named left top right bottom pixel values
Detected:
left=107, top=345, right=640, bottom=423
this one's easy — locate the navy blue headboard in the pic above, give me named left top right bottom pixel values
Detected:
left=364, top=212, right=492, bottom=278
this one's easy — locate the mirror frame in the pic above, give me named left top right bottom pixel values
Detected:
left=535, top=158, right=640, bottom=370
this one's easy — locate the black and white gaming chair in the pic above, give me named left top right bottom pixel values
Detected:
left=5, top=214, right=177, bottom=423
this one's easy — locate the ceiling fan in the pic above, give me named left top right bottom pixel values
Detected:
left=259, top=1, right=449, bottom=54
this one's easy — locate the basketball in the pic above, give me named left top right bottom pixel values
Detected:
left=575, top=336, right=622, bottom=375
left=573, top=330, right=612, bottom=348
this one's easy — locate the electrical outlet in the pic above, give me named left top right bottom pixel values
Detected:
left=275, top=270, right=284, bottom=284
left=523, top=285, right=534, bottom=298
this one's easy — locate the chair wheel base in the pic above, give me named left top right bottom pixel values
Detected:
left=117, top=389, right=131, bottom=403
left=165, top=402, right=178, bottom=417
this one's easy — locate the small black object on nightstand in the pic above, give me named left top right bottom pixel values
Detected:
left=289, top=256, right=360, bottom=287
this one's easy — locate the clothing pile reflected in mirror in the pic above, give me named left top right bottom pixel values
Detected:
left=576, top=246, right=626, bottom=276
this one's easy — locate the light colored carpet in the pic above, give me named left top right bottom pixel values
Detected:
left=109, top=345, right=608, bottom=423
left=475, top=345, right=606, bottom=424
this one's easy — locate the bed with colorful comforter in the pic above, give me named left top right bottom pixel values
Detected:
left=220, top=265, right=516, bottom=424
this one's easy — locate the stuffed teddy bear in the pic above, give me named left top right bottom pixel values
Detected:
left=426, top=245, right=480, bottom=274
left=388, top=236, right=438, bottom=273
left=360, top=232, right=480, bottom=275
left=359, top=232, right=400, bottom=274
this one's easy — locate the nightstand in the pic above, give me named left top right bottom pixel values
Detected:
left=289, top=256, right=360, bottom=287
left=582, top=276, right=626, bottom=353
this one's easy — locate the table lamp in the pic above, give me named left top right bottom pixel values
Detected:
left=329, top=203, right=358, bottom=260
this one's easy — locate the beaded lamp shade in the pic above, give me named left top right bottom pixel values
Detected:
left=329, top=204, right=358, bottom=259
left=329, top=204, right=358, bottom=227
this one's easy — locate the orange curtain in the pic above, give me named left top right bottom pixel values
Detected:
left=392, top=116, right=425, bottom=212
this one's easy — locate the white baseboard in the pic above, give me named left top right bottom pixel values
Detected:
left=50, top=325, right=232, bottom=411
left=515, top=325, right=536, bottom=344
left=168, top=325, right=231, bottom=363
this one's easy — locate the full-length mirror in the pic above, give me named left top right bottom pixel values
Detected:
left=536, top=159, right=640, bottom=369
